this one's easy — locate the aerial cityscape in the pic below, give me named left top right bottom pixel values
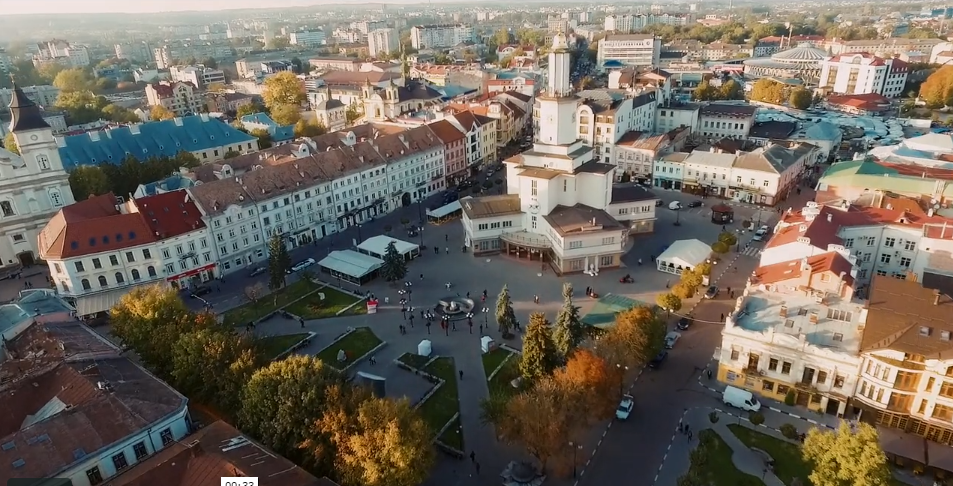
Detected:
left=3, top=1, right=953, bottom=486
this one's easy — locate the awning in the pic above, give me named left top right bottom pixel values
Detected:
left=357, top=236, right=419, bottom=259
left=167, top=263, right=216, bottom=282
left=426, top=200, right=462, bottom=219
left=927, top=439, right=953, bottom=472
left=74, top=284, right=152, bottom=316
left=318, top=250, right=383, bottom=279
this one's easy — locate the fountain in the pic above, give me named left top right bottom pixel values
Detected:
left=436, top=296, right=475, bottom=320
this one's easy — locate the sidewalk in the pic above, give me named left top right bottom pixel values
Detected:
left=654, top=407, right=786, bottom=486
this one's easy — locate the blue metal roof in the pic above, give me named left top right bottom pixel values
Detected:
left=58, top=115, right=256, bottom=170
left=436, top=84, right=477, bottom=100
left=240, top=112, right=295, bottom=143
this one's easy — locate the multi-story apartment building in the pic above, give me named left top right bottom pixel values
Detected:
left=0, top=86, right=75, bottom=272
left=718, top=251, right=864, bottom=417
left=368, top=28, right=400, bottom=57
left=653, top=151, right=688, bottom=190
left=682, top=148, right=736, bottom=198
left=818, top=53, right=909, bottom=98
left=728, top=143, right=815, bottom=205
left=410, top=24, right=474, bottom=50
left=604, top=13, right=693, bottom=33
left=548, top=18, right=569, bottom=34
left=352, top=20, right=387, bottom=35
left=114, top=42, right=152, bottom=63
left=33, top=40, right=90, bottom=68
left=152, top=43, right=234, bottom=70
left=855, top=274, right=953, bottom=450
left=0, top=85, right=59, bottom=110
left=614, top=129, right=684, bottom=183
left=701, top=42, right=754, bottom=60
left=170, top=64, right=226, bottom=88
left=145, top=81, right=204, bottom=117
left=429, top=119, right=469, bottom=186
left=289, top=30, right=327, bottom=47
left=597, top=34, right=662, bottom=72
left=445, top=110, right=497, bottom=171
left=697, top=103, right=756, bottom=140
left=0, top=48, right=10, bottom=75
left=656, top=104, right=700, bottom=134
left=1, top=320, right=191, bottom=484
left=575, top=89, right=659, bottom=166
left=825, top=38, right=943, bottom=58
left=136, top=191, right=217, bottom=289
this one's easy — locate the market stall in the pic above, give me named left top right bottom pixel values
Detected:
left=656, top=239, right=711, bottom=276
left=357, top=235, right=420, bottom=261
left=318, top=250, right=384, bottom=286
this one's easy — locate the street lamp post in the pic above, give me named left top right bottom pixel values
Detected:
left=569, top=441, right=583, bottom=478
left=482, top=307, right=489, bottom=332
left=616, top=363, right=629, bottom=394
left=357, top=224, right=363, bottom=244
left=674, top=208, right=681, bottom=226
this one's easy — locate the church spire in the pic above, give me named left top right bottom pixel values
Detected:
left=8, top=75, right=50, bottom=133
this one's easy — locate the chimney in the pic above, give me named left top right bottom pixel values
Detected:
left=809, top=312, right=818, bottom=324
left=936, top=289, right=942, bottom=306
left=779, top=305, right=788, bottom=317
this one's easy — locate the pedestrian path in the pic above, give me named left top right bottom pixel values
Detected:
left=654, top=407, right=786, bottom=486
left=739, top=247, right=762, bottom=257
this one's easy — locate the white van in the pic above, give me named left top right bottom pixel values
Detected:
left=668, top=201, right=682, bottom=210
left=723, top=385, right=761, bottom=412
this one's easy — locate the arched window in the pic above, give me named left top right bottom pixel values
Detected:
left=48, top=189, right=63, bottom=207
left=115, top=272, right=125, bottom=284
left=81, top=279, right=91, bottom=290
left=97, top=276, right=107, bottom=287
left=147, top=266, right=156, bottom=277
left=131, top=269, right=141, bottom=280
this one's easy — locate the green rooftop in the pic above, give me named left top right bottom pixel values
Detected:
left=580, top=293, right=652, bottom=329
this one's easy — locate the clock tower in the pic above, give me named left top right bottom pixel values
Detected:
left=9, top=83, right=68, bottom=174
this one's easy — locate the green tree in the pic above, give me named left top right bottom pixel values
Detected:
left=656, top=293, right=682, bottom=315
left=262, top=71, right=305, bottom=109
left=68, top=166, right=111, bottom=200
left=267, top=234, right=290, bottom=300
left=692, top=79, right=718, bottom=101
left=3, top=133, right=18, bottom=155
left=345, top=105, right=361, bottom=125
left=94, top=77, right=117, bottom=92
left=224, top=149, right=241, bottom=159
left=53, top=68, right=94, bottom=93
left=750, top=78, right=786, bottom=104
left=54, top=90, right=110, bottom=125
left=551, top=282, right=584, bottom=362
left=150, top=105, right=176, bottom=121
left=251, top=128, right=274, bottom=149
left=717, top=231, right=738, bottom=246
left=680, top=269, right=703, bottom=289
left=109, top=284, right=218, bottom=378
left=493, top=28, right=511, bottom=46
left=789, top=87, right=813, bottom=110
left=711, top=241, right=730, bottom=254
left=802, top=422, right=892, bottom=486
left=269, top=103, right=301, bottom=125
left=102, top=104, right=141, bottom=123
left=240, top=355, right=344, bottom=462
left=719, top=79, right=742, bottom=100
left=201, top=57, right=218, bottom=69
left=293, top=118, right=326, bottom=137
left=36, top=63, right=66, bottom=83
left=520, top=312, right=558, bottom=381
left=316, top=394, right=434, bottom=486
left=237, top=101, right=265, bottom=118
left=598, top=306, right=666, bottom=369
left=172, top=328, right=260, bottom=415
left=496, top=285, right=517, bottom=338
left=380, top=241, right=407, bottom=282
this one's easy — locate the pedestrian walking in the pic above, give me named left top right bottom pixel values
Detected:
left=470, top=451, right=476, bottom=463
left=435, top=246, right=439, bottom=255
left=468, top=320, right=473, bottom=333
left=665, top=280, right=670, bottom=289
left=299, top=317, right=305, bottom=328
left=534, top=294, right=539, bottom=304
left=445, top=247, right=449, bottom=254
left=638, top=258, right=642, bottom=266
left=409, top=315, right=414, bottom=327
left=727, top=286, right=731, bottom=293
left=459, top=370, right=464, bottom=380
left=445, top=234, right=448, bottom=242
left=685, top=424, right=691, bottom=435
left=688, top=430, right=693, bottom=441
left=420, top=309, right=425, bottom=318
left=452, top=321, right=457, bottom=331
left=707, top=369, right=712, bottom=379
left=426, top=322, right=431, bottom=334
left=420, top=273, right=424, bottom=280
left=720, top=313, right=725, bottom=321
left=730, top=291, right=735, bottom=299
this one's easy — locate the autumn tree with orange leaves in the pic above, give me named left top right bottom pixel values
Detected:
left=595, top=305, right=666, bottom=370
left=553, top=349, right=616, bottom=422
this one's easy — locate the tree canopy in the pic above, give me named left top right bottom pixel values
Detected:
left=270, top=103, right=302, bottom=125
left=380, top=241, right=408, bottom=282
left=597, top=306, right=666, bottom=369
left=53, top=68, right=94, bottom=93
left=294, top=119, right=326, bottom=137
left=495, top=285, right=517, bottom=337
left=150, top=105, right=176, bottom=121
left=263, top=71, right=306, bottom=109
left=750, top=78, right=787, bottom=105
left=67, top=151, right=200, bottom=200
left=520, top=312, right=559, bottom=381
left=919, top=65, right=953, bottom=108
left=552, top=282, right=585, bottom=362
left=267, top=234, right=291, bottom=296
left=54, top=90, right=140, bottom=125
left=789, top=87, right=813, bottom=110
left=3, top=133, right=18, bottom=155
left=802, top=422, right=892, bottom=486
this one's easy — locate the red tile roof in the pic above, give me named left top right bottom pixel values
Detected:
left=106, top=421, right=326, bottom=486
left=427, top=119, right=465, bottom=144
left=767, top=206, right=870, bottom=250
left=889, top=57, right=909, bottom=74
left=149, top=81, right=196, bottom=98
left=38, top=193, right=158, bottom=260
left=826, top=93, right=891, bottom=112
left=878, top=161, right=953, bottom=181
left=752, top=252, right=854, bottom=287
left=134, top=191, right=206, bottom=240
left=829, top=52, right=886, bottom=66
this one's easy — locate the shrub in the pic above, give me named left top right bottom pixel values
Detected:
left=708, top=411, right=720, bottom=423
left=718, top=231, right=738, bottom=246
left=780, top=423, right=799, bottom=440
left=749, top=412, right=765, bottom=426
left=711, top=241, right=729, bottom=254
left=672, top=282, right=694, bottom=299
left=400, top=217, right=410, bottom=226
left=742, top=219, right=752, bottom=230
left=785, top=390, right=796, bottom=406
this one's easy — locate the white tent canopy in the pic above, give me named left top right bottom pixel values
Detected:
left=427, top=200, right=462, bottom=219
left=319, top=250, right=384, bottom=279
left=357, top=235, right=419, bottom=260
left=656, top=239, right=711, bottom=275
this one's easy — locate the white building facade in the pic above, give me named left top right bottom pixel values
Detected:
left=410, top=24, right=474, bottom=50
left=596, top=34, right=662, bottom=72
left=818, top=53, right=910, bottom=98
left=368, top=28, right=399, bottom=57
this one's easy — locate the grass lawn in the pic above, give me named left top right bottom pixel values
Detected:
left=727, top=424, right=810, bottom=486
left=481, top=347, right=511, bottom=379
left=438, top=417, right=464, bottom=450
left=222, top=280, right=317, bottom=326
left=416, top=357, right=464, bottom=450
left=487, top=354, right=523, bottom=399
left=692, top=429, right=766, bottom=486
left=397, top=352, right=431, bottom=370
left=257, top=333, right=311, bottom=360
left=284, top=286, right=366, bottom=319
left=314, top=327, right=382, bottom=369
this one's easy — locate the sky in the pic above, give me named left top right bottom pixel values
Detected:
left=1, top=0, right=438, bottom=15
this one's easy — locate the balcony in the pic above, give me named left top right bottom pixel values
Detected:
left=501, top=231, right=551, bottom=249
left=743, top=365, right=762, bottom=376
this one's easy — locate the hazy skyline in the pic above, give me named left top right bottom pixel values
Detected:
left=0, top=0, right=446, bottom=15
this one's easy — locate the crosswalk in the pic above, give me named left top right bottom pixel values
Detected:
left=738, top=246, right=762, bottom=257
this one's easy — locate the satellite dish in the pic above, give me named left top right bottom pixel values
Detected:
left=935, top=204, right=941, bottom=210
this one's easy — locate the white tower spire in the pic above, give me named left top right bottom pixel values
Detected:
left=547, top=32, right=572, bottom=98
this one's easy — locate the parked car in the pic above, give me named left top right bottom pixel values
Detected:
left=664, top=331, right=682, bottom=349
left=723, top=385, right=761, bottom=412
left=616, top=394, right=635, bottom=420
left=655, top=199, right=664, bottom=207
left=190, top=285, right=212, bottom=298
left=287, top=257, right=316, bottom=274
left=686, top=200, right=703, bottom=208
left=704, top=285, right=719, bottom=299
left=648, top=351, right=668, bottom=369
left=668, top=201, right=683, bottom=210
left=676, top=317, right=692, bottom=330
left=249, top=266, right=267, bottom=277
left=752, top=225, right=770, bottom=241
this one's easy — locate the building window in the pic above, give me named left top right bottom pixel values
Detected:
left=85, top=467, right=104, bottom=486
left=768, top=358, right=778, bottom=371
left=844, top=238, right=854, bottom=248
left=36, top=154, right=50, bottom=170
left=530, top=180, right=537, bottom=196
left=834, top=375, right=845, bottom=388
left=49, top=189, right=64, bottom=207
left=143, top=249, right=151, bottom=259
left=81, top=278, right=91, bottom=290
left=132, top=269, right=141, bottom=280
left=133, top=441, right=148, bottom=460
left=900, top=257, right=911, bottom=268
left=112, top=451, right=129, bottom=471
left=827, top=309, right=852, bottom=322
left=0, top=201, right=15, bottom=217
left=569, top=241, right=583, bottom=249
left=762, top=380, right=774, bottom=391
left=126, top=251, right=135, bottom=263
left=817, top=371, right=828, bottom=384
left=160, top=428, right=174, bottom=446
left=777, top=384, right=790, bottom=396
left=75, top=261, right=85, bottom=272
left=148, top=266, right=157, bottom=277
left=884, top=237, right=896, bottom=248
left=880, top=254, right=891, bottom=264
left=730, top=347, right=740, bottom=360
left=115, top=272, right=125, bottom=284
left=781, top=361, right=792, bottom=374
left=904, top=240, right=916, bottom=251
left=599, top=255, right=613, bottom=266
left=109, top=255, right=119, bottom=266
left=98, top=276, right=107, bottom=288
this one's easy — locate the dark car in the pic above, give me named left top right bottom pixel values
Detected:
left=655, top=199, right=664, bottom=207
left=687, top=200, right=703, bottom=208
left=648, top=351, right=668, bottom=369
left=190, top=285, right=212, bottom=298
left=249, top=266, right=267, bottom=277
left=676, top=317, right=692, bottom=330
left=704, top=285, right=719, bottom=299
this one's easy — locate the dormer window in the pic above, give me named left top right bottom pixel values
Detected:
left=920, top=326, right=932, bottom=337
